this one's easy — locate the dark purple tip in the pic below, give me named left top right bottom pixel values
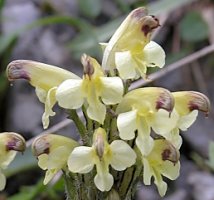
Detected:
left=7, top=60, right=31, bottom=81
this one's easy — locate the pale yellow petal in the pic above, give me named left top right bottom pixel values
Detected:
left=136, top=117, right=153, bottom=156
left=178, top=110, right=198, bottom=131
left=161, top=128, right=182, bottom=149
left=38, top=154, right=48, bottom=170
left=87, top=94, right=106, bottom=124
left=94, top=171, right=114, bottom=192
left=42, top=87, right=57, bottom=129
left=142, top=158, right=153, bottom=185
left=35, top=87, right=47, bottom=103
left=154, top=172, right=167, bottom=197
left=115, top=51, right=137, bottom=79
left=48, top=146, right=70, bottom=169
left=143, top=41, right=165, bottom=68
left=100, top=77, right=123, bottom=104
left=68, top=146, right=94, bottom=173
left=160, top=161, right=180, bottom=180
left=0, top=171, right=6, bottom=191
left=110, top=140, right=136, bottom=170
left=136, top=135, right=154, bottom=156
left=56, top=79, right=84, bottom=109
left=43, top=169, right=58, bottom=185
left=150, top=109, right=179, bottom=135
left=117, top=110, right=137, bottom=140
left=0, top=151, right=17, bottom=169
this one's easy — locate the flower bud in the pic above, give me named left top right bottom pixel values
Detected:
left=81, top=54, right=94, bottom=77
left=93, top=128, right=107, bottom=159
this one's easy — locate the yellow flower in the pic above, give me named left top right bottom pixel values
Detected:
left=68, top=128, right=136, bottom=191
left=32, top=134, right=78, bottom=185
left=150, top=91, right=210, bottom=148
left=116, top=87, right=174, bottom=155
left=0, top=132, right=26, bottom=190
left=142, top=139, right=180, bottom=197
left=56, top=54, right=124, bottom=124
left=101, top=7, right=165, bottom=79
left=7, top=60, right=80, bottom=129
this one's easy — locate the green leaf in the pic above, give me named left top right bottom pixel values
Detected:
left=0, top=34, right=18, bottom=55
left=8, top=178, right=63, bottom=200
left=179, top=11, right=209, bottom=42
left=79, top=0, right=102, bottom=18
left=208, top=141, right=214, bottom=169
left=8, top=180, right=45, bottom=200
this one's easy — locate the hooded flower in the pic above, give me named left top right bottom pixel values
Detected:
left=7, top=60, right=80, bottom=129
left=116, top=87, right=174, bottom=155
left=0, top=132, right=26, bottom=190
left=150, top=91, right=210, bottom=148
left=142, top=139, right=180, bottom=197
left=101, top=7, right=165, bottom=79
left=68, top=128, right=136, bottom=191
left=56, top=54, right=124, bottom=124
left=32, top=134, right=78, bottom=184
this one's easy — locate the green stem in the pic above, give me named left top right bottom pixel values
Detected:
left=125, top=146, right=143, bottom=200
left=82, top=105, right=94, bottom=145
left=69, top=109, right=88, bottom=145
left=63, top=171, right=79, bottom=200
left=124, top=79, right=132, bottom=94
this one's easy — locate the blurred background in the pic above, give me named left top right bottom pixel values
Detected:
left=0, top=0, right=214, bottom=199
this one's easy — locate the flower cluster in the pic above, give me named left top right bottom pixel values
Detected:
left=5, top=7, right=210, bottom=197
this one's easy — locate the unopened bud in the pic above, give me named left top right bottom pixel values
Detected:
left=81, top=54, right=94, bottom=77
left=93, top=128, right=107, bottom=159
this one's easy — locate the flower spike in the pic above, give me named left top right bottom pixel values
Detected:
left=7, top=60, right=80, bottom=129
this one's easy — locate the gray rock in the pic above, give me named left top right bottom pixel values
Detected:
left=136, top=184, right=159, bottom=200
left=50, top=0, right=78, bottom=16
left=175, top=157, right=198, bottom=190
left=5, top=81, right=43, bottom=136
left=2, top=2, right=40, bottom=35
left=163, top=189, right=189, bottom=200
left=188, top=171, right=214, bottom=200
left=183, top=114, right=214, bottom=157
